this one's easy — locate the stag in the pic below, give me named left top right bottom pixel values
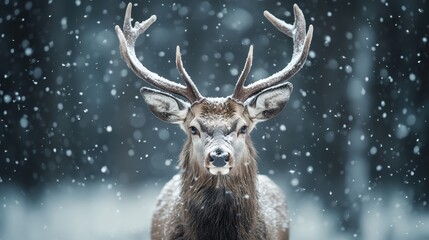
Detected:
left=115, top=3, right=312, bottom=239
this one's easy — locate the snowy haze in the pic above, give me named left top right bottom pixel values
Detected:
left=0, top=0, right=428, bottom=239
left=2, top=184, right=429, bottom=239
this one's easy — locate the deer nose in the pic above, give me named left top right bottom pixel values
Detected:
left=209, top=149, right=229, bottom=167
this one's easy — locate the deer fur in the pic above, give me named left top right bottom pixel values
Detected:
left=149, top=98, right=289, bottom=240
left=115, top=3, right=313, bottom=239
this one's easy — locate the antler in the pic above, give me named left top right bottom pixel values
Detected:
left=115, top=3, right=203, bottom=102
left=232, top=4, right=313, bottom=101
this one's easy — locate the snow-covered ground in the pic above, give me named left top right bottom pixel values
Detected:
left=0, top=184, right=157, bottom=240
left=1, top=181, right=428, bottom=240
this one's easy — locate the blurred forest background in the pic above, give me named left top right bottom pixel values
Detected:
left=0, top=0, right=428, bottom=239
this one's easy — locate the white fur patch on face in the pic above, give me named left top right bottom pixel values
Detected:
left=192, top=140, right=205, bottom=162
left=208, top=167, right=231, bottom=175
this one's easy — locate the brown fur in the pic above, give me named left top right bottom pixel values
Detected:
left=116, top=4, right=311, bottom=238
left=180, top=138, right=259, bottom=239
left=150, top=99, right=288, bottom=240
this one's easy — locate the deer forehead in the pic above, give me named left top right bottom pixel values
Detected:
left=188, top=98, right=248, bottom=128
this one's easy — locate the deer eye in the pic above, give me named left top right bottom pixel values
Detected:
left=239, top=126, right=248, bottom=135
left=190, top=126, right=199, bottom=135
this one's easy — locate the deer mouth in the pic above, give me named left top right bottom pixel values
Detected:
left=207, top=166, right=232, bottom=175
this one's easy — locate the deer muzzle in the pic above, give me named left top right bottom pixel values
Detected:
left=206, top=147, right=233, bottom=175
left=209, top=149, right=229, bottom=167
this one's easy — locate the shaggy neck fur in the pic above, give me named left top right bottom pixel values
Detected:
left=178, top=138, right=262, bottom=240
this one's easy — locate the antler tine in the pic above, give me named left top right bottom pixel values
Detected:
left=231, top=4, right=313, bottom=101
left=115, top=3, right=202, bottom=102
left=232, top=45, right=253, bottom=100
left=176, top=46, right=203, bottom=101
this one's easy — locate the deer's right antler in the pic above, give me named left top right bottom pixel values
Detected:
left=232, top=4, right=313, bottom=102
left=115, top=3, right=203, bottom=103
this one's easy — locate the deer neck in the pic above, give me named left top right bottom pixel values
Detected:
left=179, top=140, right=260, bottom=239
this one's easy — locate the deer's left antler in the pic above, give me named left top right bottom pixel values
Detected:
left=231, top=4, right=313, bottom=101
left=115, top=3, right=203, bottom=102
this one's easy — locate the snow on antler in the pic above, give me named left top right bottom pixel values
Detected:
left=115, top=3, right=202, bottom=102
left=231, top=4, right=313, bottom=101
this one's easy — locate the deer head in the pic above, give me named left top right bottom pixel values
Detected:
left=115, top=3, right=313, bottom=176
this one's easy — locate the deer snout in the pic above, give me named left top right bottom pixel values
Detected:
left=209, top=149, right=230, bottom=167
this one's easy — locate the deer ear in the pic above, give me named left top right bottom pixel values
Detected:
left=140, top=87, right=190, bottom=123
left=246, top=82, right=293, bottom=122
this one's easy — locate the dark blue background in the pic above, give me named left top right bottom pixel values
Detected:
left=0, top=0, right=428, bottom=239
